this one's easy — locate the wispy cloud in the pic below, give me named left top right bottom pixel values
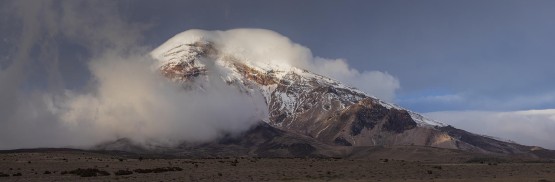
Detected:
left=400, top=91, right=555, bottom=113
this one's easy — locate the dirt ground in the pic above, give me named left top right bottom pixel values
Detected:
left=0, top=151, right=554, bottom=182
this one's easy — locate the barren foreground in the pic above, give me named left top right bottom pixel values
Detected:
left=0, top=150, right=554, bottom=182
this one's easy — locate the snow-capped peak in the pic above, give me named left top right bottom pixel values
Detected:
left=150, top=39, right=445, bottom=129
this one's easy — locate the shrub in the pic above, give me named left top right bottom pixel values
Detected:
left=432, top=166, right=443, bottom=170
left=64, top=168, right=110, bottom=177
left=465, top=157, right=506, bottom=164
left=133, top=167, right=183, bottom=174
left=133, top=168, right=150, bottom=173
left=114, top=170, right=133, bottom=176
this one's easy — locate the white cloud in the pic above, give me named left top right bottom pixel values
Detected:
left=59, top=51, right=267, bottom=147
left=425, top=109, right=555, bottom=149
left=0, top=1, right=267, bottom=149
left=310, top=58, right=399, bottom=101
left=412, top=94, right=464, bottom=103
left=153, top=29, right=400, bottom=101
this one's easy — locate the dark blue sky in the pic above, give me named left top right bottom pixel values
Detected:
left=3, top=0, right=555, bottom=113
left=125, top=0, right=555, bottom=112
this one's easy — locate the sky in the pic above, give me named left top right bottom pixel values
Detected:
left=0, top=0, right=554, bottom=149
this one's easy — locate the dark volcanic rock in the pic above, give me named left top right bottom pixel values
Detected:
left=383, top=109, right=417, bottom=133
left=334, top=137, right=352, bottom=146
left=348, top=101, right=389, bottom=136
left=288, top=143, right=316, bottom=157
left=349, top=109, right=377, bottom=135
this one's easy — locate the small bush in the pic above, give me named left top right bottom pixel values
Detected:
left=133, top=169, right=151, bottom=174
left=133, top=167, right=183, bottom=174
left=432, top=166, right=443, bottom=170
left=114, top=170, right=133, bottom=176
left=13, top=173, right=22, bottom=176
left=466, top=157, right=506, bottom=164
left=44, top=171, right=52, bottom=174
left=64, top=168, right=110, bottom=177
left=0, top=172, right=9, bottom=177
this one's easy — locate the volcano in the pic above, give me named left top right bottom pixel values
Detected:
left=98, top=30, right=553, bottom=159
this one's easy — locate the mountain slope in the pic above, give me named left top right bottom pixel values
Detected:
left=96, top=122, right=348, bottom=158
left=148, top=38, right=550, bottom=158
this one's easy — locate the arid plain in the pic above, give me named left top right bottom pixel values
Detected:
left=1, top=148, right=554, bottom=182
